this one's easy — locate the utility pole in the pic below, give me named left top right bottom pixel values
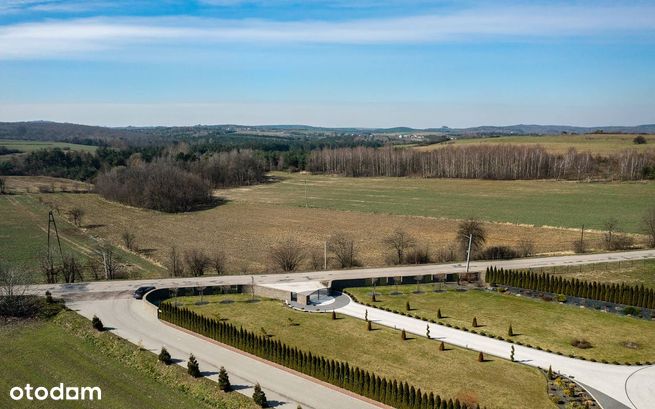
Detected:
left=465, top=234, right=473, bottom=273
left=580, top=224, right=585, bottom=250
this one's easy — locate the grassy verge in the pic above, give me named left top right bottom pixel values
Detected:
left=170, top=293, right=555, bottom=409
left=0, top=139, right=98, bottom=153
left=0, top=194, right=166, bottom=282
left=0, top=310, right=256, bottom=409
left=347, top=284, right=655, bottom=363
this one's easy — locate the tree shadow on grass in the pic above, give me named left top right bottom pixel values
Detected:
left=230, top=384, right=251, bottom=392
left=266, top=400, right=287, bottom=408
left=201, top=371, right=219, bottom=377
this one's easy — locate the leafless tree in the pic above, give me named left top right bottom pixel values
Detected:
left=642, top=208, right=655, bottom=248
left=457, top=219, right=487, bottom=259
left=121, top=230, right=137, bottom=251
left=67, top=207, right=85, bottom=227
left=0, top=264, right=37, bottom=320
left=328, top=232, right=359, bottom=268
left=40, top=252, right=58, bottom=284
left=166, top=246, right=184, bottom=277
left=0, top=176, right=6, bottom=194
left=309, top=249, right=323, bottom=270
left=269, top=238, right=306, bottom=272
left=86, top=258, right=102, bottom=280
left=603, top=218, right=619, bottom=250
left=211, top=251, right=227, bottom=275
left=517, top=239, right=535, bottom=258
left=60, top=253, right=83, bottom=283
left=185, top=249, right=210, bottom=277
left=435, top=244, right=458, bottom=262
left=0, top=263, right=26, bottom=298
left=383, top=229, right=416, bottom=265
left=98, top=244, right=123, bottom=280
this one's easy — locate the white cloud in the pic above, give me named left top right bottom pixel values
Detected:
left=1, top=4, right=654, bottom=59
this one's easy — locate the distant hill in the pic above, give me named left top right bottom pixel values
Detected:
left=1, top=121, right=654, bottom=145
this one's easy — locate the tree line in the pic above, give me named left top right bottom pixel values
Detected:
left=307, top=145, right=655, bottom=180
left=486, top=267, right=655, bottom=309
left=159, top=303, right=478, bottom=409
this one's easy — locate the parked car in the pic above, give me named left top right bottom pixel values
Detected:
left=133, top=286, right=156, bottom=299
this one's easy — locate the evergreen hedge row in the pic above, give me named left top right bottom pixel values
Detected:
left=159, top=302, right=477, bottom=409
left=486, top=267, right=655, bottom=310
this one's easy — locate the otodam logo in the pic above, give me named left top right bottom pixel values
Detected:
left=10, top=384, right=102, bottom=401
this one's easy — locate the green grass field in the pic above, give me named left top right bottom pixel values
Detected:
left=0, top=311, right=255, bottom=409
left=0, top=139, right=97, bottom=153
left=544, top=259, right=655, bottom=289
left=221, top=172, right=655, bottom=233
left=415, top=134, right=655, bottom=155
left=0, top=195, right=166, bottom=282
left=172, top=293, right=555, bottom=409
left=347, top=285, right=655, bottom=362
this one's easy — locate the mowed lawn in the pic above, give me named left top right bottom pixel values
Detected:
left=0, top=195, right=166, bottom=281
left=414, top=134, right=655, bottom=155
left=348, top=285, right=655, bottom=362
left=545, top=259, right=655, bottom=289
left=220, top=172, right=654, bottom=233
left=172, top=293, right=555, bottom=409
left=0, top=139, right=97, bottom=153
left=0, top=312, right=255, bottom=409
left=34, top=193, right=604, bottom=274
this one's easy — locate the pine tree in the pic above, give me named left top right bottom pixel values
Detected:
left=187, top=354, right=201, bottom=377
left=91, top=315, right=104, bottom=331
left=253, top=383, right=268, bottom=408
left=158, top=347, right=172, bottom=365
left=507, top=323, right=514, bottom=337
left=372, top=293, right=377, bottom=302
left=439, top=341, right=445, bottom=351
left=437, top=308, right=443, bottom=319
left=478, top=352, right=484, bottom=362
left=472, top=317, right=478, bottom=328
left=331, top=310, right=337, bottom=320
left=218, top=366, right=231, bottom=392
left=401, top=329, right=407, bottom=340
left=547, top=365, right=553, bottom=380
left=406, top=301, right=411, bottom=311
left=367, top=320, right=372, bottom=331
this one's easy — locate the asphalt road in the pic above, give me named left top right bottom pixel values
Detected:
left=32, top=249, right=655, bottom=298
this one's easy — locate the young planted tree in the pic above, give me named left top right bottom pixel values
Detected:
left=547, top=366, right=554, bottom=380
left=218, top=366, right=231, bottom=392
left=331, top=310, right=337, bottom=320
left=367, top=320, right=372, bottom=331
left=67, top=207, right=85, bottom=227
left=603, top=218, right=619, bottom=250
left=185, top=249, right=210, bottom=277
left=437, top=308, right=443, bottom=319
left=269, top=238, right=306, bottom=272
left=472, top=317, right=478, bottom=328
left=98, top=244, right=123, bottom=280
left=406, top=301, right=411, bottom=311
left=643, top=207, right=655, bottom=248
left=508, top=323, right=514, bottom=337
left=478, top=352, right=484, bottom=362
left=91, top=315, right=104, bottom=331
left=187, top=354, right=201, bottom=378
left=401, top=329, right=407, bottom=340
left=439, top=341, right=445, bottom=351
left=158, top=347, right=172, bottom=365
left=383, top=228, right=416, bottom=265
left=60, top=253, right=83, bottom=283
left=252, top=383, right=268, bottom=408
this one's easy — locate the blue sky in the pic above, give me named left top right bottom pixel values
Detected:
left=0, top=0, right=654, bottom=127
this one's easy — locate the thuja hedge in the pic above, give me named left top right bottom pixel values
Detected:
left=159, top=302, right=477, bottom=409
left=486, top=267, right=655, bottom=310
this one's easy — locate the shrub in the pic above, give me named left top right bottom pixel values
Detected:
left=218, top=366, right=231, bottom=392
left=634, top=135, right=647, bottom=144
left=45, top=291, right=53, bottom=304
left=480, top=246, right=518, bottom=260
left=187, top=354, right=201, bottom=377
left=158, top=347, right=172, bottom=365
left=252, top=383, right=267, bottom=408
left=91, top=315, right=104, bottom=331
left=623, top=306, right=641, bottom=316
left=571, top=339, right=593, bottom=349
left=556, top=294, right=567, bottom=303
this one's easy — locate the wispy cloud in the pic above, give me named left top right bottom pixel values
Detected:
left=1, top=4, right=654, bottom=59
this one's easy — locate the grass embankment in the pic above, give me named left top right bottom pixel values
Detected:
left=171, top=293, right=555, bottom=409
left=1, top=176, right=92, bottom=194
left=0, top=310, right=256, bottom=409
left=0, top=194, right=166, bottom=281
left=348, top=285, right=655, bottom=363
left=414, top=134, right=655, bottom=155
left=222, top=172, right=654, bottom=233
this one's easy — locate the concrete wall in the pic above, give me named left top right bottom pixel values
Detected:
left=242, top=285, right=291, bottom=302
